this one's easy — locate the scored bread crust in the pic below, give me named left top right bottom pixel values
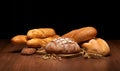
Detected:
left=45, top=37, right=81, bottom=54
left=27, top=28, right=56, bottom=39
left=27, top=35, right=60, bottom=48
left=62, top=27, right=97, bottom=43
left=81, top=38, right=110, bottom=56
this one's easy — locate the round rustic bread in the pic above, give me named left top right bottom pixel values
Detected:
left=45, top=37, right=81, bottom=54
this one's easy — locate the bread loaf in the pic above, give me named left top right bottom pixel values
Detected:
left=11, top=35, right=27, bottom=44
left=27, top=28, right=56, bottom=39
left=45, top=37, right=81, bottom=54
left=27, top=35, right=60, bottom=48
left=62, top=27, right=97, bottom=43
left=81, top=38, right=110, bottom=56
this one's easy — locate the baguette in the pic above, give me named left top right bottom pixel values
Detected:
left=27, top=28, right=56, bottom=39
left=62, top=27, right=97, bottom=43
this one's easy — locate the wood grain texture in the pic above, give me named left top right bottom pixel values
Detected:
left=0, top=39, right=120, bottom=71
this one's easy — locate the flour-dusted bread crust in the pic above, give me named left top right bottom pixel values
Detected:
left=45, top=37, right=81, bottom=54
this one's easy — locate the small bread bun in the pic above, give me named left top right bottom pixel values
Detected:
left=21, top=47, right=36, bottom=55
left=96, top=38, right=110, bottom=56
left=81, top=38, right=110, bottom=56
left=45, top=37, right=81, bottom=54
left=62, top=27, right=97, bottom=43
left=11, top=35, right=27, bottom=44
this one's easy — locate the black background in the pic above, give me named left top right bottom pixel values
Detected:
left=3, top=1, right=119, bottom=39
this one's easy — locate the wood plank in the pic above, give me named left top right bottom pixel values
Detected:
left=0, top=39, right=10, bottom=51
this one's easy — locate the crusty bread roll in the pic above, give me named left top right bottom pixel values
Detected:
left=27, top=38, right=46, bottom=48
left=27, top=28, right=56, bottom=39
left=11, top=35, right=27, bottom=44
left=96, top=38, right=110, bottom=56
left=81, top=38, right=110, bottom=56
left=27, top=35, right=60, bottom=48
left=62, top=27, right=97, bottom=43
left=42, top=35, right=60, bottom=42
left=21, top=47, right=36, bottom=55
left=45, top=37, right=81, bottom=54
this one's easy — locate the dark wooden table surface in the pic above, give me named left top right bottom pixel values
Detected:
left=0, top=39, right=120, bottom=71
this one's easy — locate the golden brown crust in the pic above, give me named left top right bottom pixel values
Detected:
left=81, top=38, right=110, bottom=56
left=42, top=35, right=60, bottom=43
left=52, top=35, right=60, bottom=38
left=11, top=35, right=27, bottom=44
left=62, top=27, right=97, bottom=43
left=27, top=38, right=46, bottom=48
left=96, top=38, right=110, bottom=56
left=27, top=28, right=56, bottom=39
left=27, top=35, right=60, bottom=48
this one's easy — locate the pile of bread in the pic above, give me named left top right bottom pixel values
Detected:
left=11, top=27, right=110, bottom=58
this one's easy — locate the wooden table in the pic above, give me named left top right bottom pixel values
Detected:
left=0, top=39, right=120, bottom=71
